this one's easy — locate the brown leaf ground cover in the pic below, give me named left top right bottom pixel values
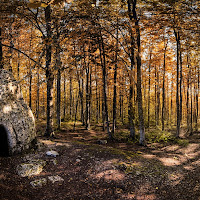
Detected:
left=0, top=122, right=200, bottom=200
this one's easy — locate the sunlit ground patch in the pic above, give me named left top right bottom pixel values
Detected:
left=94, top=169, right=125, bottom=181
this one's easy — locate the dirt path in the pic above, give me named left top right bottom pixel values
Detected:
left=0, top=127, right=200, bottom=200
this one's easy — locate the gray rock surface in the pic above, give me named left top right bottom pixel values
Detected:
left=0, top=69, right=36, bottom=155
left=46, top=150, right=59, bottom=157
left=48, top=175, right=64, bottom=183
left=16, top=159, right=46, bottom=177
left=30, top=178, right=47, bottom=188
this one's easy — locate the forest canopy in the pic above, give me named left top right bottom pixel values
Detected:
left=0, top=0, right=199, bottom=144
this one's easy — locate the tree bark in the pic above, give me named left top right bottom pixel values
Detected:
left=148, top=47, right=152, bottom=128
left=98, top=31, right=112, bottom=139
left=56, top=68, right=61, bottom=129
left=29, top=68, right=32, bottom=109
left=174, top=29, right=181, bottom=137
left=63, top=71, right=66, bottom=120
left=128, top=0, right=145, bottom=145
left=112, top=22, right=118, bottom=135
left=44, top=5, right=54, bottom=137
left=162, top=39, right=167, bottom=131
left=36, top=66, right=40, bottom=119
left=0, top=27, right=3, bottom=69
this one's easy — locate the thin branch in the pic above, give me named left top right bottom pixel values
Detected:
left=2, top=43, right=45, bottom=70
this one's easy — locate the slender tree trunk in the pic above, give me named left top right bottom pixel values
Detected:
left=155, top=65, right=157, bottom=125
left=9, top=23, right=13, bottom=72
left=56, top=68, right=61, bottom=129
left=162, top=41, right=167, bottom=131
left=28, top=29, right=33, bottom=110
left=36, top=66, right=40, bottom=119
left=80, top=77, right=84, bottom=125
left=112, top=23, right=118, bottom=135
left=197, top=65, right=200, bottom=130
left=69, top=70, right=73, bottom=120
left=170, top=79, right=173, bottom=126
left=86, top=65, right=90, bottom=130
left=98, top=32, right=112, bottom=139
left=29, top=68, right=32, bottom=109
left=148, top=48, right=152, bottom=128
left=128, top=0, right=145, bottom=145
left=0, top=27, right=3, bottom=69
left=128, top=28, right=135, bottom=139
left=174, top=29, right=180, bottom=137
left=186, top=55, right=190, bottom=133
left=45, top=5, right=54, bottom=137
left=81, top=74, right=85, bottom=125
left=95, top=65, right=99, bottom=123
left=55, top=24, right=61, bottom=130
left=190, top=81, right=193, bottom=134
left=63, top=71, right=66, bottom=120
left=179, top=41, right=183, bottom=124
left=73, top=93, right=79, bottom=131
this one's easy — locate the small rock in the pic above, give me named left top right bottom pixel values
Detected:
left=136, top=171, right=141, bottom=176
left=46, top=150, right=59, bottom=157
left=30, top=178, right=47, bottom=188
left=16, top=160, right=46, bottom=177
left=52, top=159, right=58, bottom=165
left=48, top=175, right=64, bottom=183
left=96, top=140, right=107, bottom=145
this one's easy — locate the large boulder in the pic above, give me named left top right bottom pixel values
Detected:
left=0, top=69, right=36, bottom=155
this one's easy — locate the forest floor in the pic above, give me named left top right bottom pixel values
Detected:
left=1, top=121, right=200, bottom=200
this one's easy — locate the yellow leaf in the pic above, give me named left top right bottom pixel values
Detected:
left=41, top=3, right=48, bottom=7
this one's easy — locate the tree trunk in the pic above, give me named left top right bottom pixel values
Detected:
left=190, top=81, right=193, bottom=135
left=112, top=23, right=118, bottom=135
left=44, top=5, right=54, bottom=137
left=29, top=68, right=32, bottom=109
left=95, top=65, right=99, bottom=123
left=197, top=65, right=200, bottom=130
left=56, top=68, right=61, bottom=130
left=69, top=70, right=73, bottom=120
left=174, top=29, right=180, bottom=137
left=156, top=67, right=160, bottom=126
left=162, top=40, right=167, bottom=131
left=63, top=71, right=66, bottom=120
left=86, top=65, right=90, bottom=130
left=128, top=0, right=145, bottom=145
left=155, top=65, right=157, bottom=125
left=98, top=32, right=112, bottom=139
left=128, top=27, right=135, bottom=139
left=186, top=55, right=190, bottom=133
left=0, top=27, right=3, bottom=69
left=148, top=47, right=152, bottom=128
left=36, top=66, right=40, bottom=119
